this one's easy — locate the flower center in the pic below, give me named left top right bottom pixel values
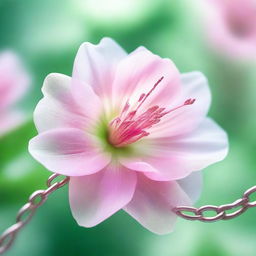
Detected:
left=225, top=4, right=256, bottom=38
left=108, top=77, right=195, bottom=148
left=229, top=17, right=253, bottom=38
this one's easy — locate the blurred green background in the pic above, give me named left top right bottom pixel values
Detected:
left=0, top=0, right=256, bottom=255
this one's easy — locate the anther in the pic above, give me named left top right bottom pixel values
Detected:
left=108, top=77, right=196, bottom=147
left=184, top=98, right=196, bottom=105
left=136, top=76, right=164, bottom=111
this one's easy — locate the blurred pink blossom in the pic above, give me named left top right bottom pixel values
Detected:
left=203, top=0, right=256, bottom=60
left=0, top=51, right=30, bottom=136
left=29, top=38, right=228, bottom=234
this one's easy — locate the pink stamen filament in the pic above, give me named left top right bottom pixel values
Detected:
left=108, top=77, right=196, bottom=147
left=135, top=76, right=164, bottom=112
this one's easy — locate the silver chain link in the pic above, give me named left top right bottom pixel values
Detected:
left=0, top=174, right=255, bottom=255
left=173, top=185, right=256, bottom=222
left=0, top=174, right=69, bottom=255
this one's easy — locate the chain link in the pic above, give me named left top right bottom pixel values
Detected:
left=173, top=185, right=256, bottom=222
left=0, top=174, right=255, bottom=254
left=0, top=174, right=69, bottom=255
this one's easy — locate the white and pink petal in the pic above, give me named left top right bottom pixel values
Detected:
left=123, top=174, right=191, bottom=235
left=69, top=164, right=137, bottom=227
left=121, top=118, right=228, bottom=181
left=28, top=128, right=111, bottom=176
left=149, top=71, right=212, bottom=138
left=112, top=48, right=181, bottom=111
left=178, top=171, right=203, bottom=203
left=120, top=155, right=187, bottom=181
left=72, top=37, right=127, bottom=98
left=0, top=51, right=30, bottom=109
left=34, top=73, right=101, bottom=133
left=149, top=118, right=228, bottom=172
left=0, top=110, right=26, bottom=136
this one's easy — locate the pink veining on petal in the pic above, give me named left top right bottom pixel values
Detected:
left=108, top=76, right=195, bottom=147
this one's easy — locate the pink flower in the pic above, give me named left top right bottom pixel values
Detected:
left=29, top=38, right=228, bottom=234
left=0, top=51, right=30, bottom=136
left=203, top=0, right=256, bottom=60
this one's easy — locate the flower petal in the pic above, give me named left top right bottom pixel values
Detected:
left=120, top=155, right=183, bottom=181
left=121, top=118, right=228, bottom=181
left=148, top=118, right=229, bottom=173
left=28, top=128, right=111, bottom=176
left=34, top=73, right=101, bottom=133
left=0, top=51, right=30, bottom=109
left=112, top=48, right=181, bottom=110
left=72, top=37, right=127, bottom=97
left=69, top=164, right=137, bottom=227
left=123, top=174, right=191, bottom=235
left=178, top=171, right=203, bottom=203
left=202, top=0, right=256, bottom=60
left=149, top=71, right=211, bottom=138
left=0, top=110, right=25, bottom=136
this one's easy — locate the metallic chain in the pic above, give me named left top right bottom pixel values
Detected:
left=173, top=185, right=256, bottom=222
left=0, top=175, right=255, bottom=255
left=0, top=174, right=69, bottom=255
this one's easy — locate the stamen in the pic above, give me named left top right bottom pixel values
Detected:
left=108, top=77, right=196, bottom=148
left=164, top=98, right=196, bottom=115
left=138, top=93, right=146, bottom=102
left=135, top=76, right=164, bottom=112
left=184, top=98, right=196, bottom=105
left=122, top=101, right=130, bottom=112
